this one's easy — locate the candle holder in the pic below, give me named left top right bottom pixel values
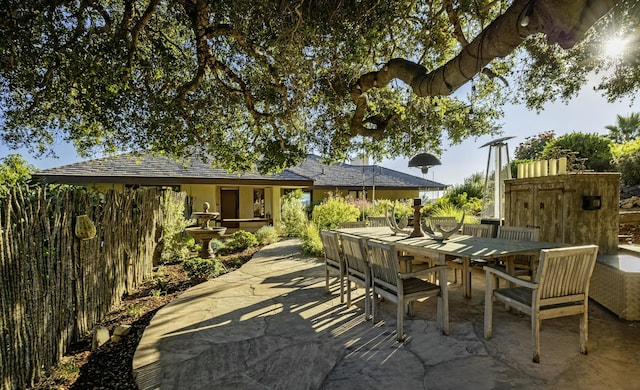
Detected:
left=410, top=199, right=425, bottom=237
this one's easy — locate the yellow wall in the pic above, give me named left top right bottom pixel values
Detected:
left=270, top=186, right=282, bottom=230
left=373, top=189, right=418, bottom=201
left=181, top=184, right=219, bottom=213
left=311, top=188, right=418, bottom=203
left=92, top=183, right=124, bottom=192
left=238, top=187, right=254, bottom=218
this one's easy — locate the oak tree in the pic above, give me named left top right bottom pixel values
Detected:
left=1, top=0, right=637, bottom=172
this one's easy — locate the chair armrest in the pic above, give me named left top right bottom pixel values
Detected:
left=483, top=265, right=537, bottom=289
left=399, top=265, right=449, bottom=279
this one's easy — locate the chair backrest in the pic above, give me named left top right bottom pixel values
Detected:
left=462, top=223, right=494, bottom=238
left=535, top=245, right=598, bottom=302
left=340, top=233, right=369, bottom=274
left=367, top=216, right=388, bottom=227
left=367, top=240, right=400, bottom=290
left=429, top=216, right=458, bottom=231
left=339, top=221, right=367, bottom=229
left=497, top=226, right=539, bottom=242
left=320, top=230, right=342, bottom=264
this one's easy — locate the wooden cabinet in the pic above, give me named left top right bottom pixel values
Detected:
left=504, top=173, right=620, bottom=255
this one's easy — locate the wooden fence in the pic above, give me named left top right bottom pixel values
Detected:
left=0, top=185, right=179, bottom=389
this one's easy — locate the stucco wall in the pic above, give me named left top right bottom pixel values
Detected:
left=182, top=184, right=219, bottom=213
left=311, top=188, right=419, bottom=203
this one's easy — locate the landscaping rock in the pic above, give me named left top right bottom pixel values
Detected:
left=114, top=325, right=132, bottom=336
left=620, top=196, right=640, bottom=209
left=92, top=326, right=110, bottom=350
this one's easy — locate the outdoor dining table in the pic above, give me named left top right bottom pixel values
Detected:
left=334, top=226, right=566, bottom=299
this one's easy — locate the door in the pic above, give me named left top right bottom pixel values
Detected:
left=221, top=189, right=239, bottom=228
left=533, top=187, right=564, bottom=243
left=506, top=185, right=533, bottom=228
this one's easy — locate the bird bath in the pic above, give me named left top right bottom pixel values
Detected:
left=185, top=202, right=226, bottom=259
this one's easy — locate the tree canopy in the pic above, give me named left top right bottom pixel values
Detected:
left=1, top=0, right=638, bottom=173
left=605, top=112, right=640, bottom=143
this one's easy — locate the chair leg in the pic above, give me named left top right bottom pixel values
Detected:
left=325, top=266, right=330, bottom=294
left=339, top=265, right=345, bottom=303
left=346, top=279, right=352, bottom=307
left=580, top=307, right=588, bottom=355
left=364, top=276, right=371, bottom=321
left=397, top=297, right=405, bottom=342
left=371, top=286, right=376, bottom=325
left=484, top=272, right=494, bottom=339
left=532, top=311, right=541, bottom=363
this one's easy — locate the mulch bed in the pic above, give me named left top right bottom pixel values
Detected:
left=34, top=247, right=260, bottom=389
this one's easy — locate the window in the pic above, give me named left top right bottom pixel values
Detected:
left=254, top=189, right=265, bottom=217
left=348, top=190, right=367, bottom=200
left=283, top=189, right=311, bottom=207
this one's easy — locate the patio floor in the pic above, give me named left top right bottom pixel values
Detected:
left=133, top=238, right=640, bottom=389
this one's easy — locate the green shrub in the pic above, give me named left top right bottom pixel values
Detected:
left=0, top=154, right=34, bottom=197
left=301, top=223, right=323, bottom=257
left=183, top=257, right=224, bottom=281
left=514, top=130, right=556, bottom=160
left=255, top=225, right=280, bottom=245
left=227, top=230, right=258, bottom=251
left=280, top=190, right=308, bottom=237
left=373, top=199, right=413, bottom=220
left=160, top=190, right=193, bottom=263
left=426, top=201, right=479, bottom=224
left=612, top=139, right=640, bottom=186
left=351, top=197, right=374, bottom=218
left=311, top=195, right=360, bottom=231
left=541, top=132, right=614, bottom=172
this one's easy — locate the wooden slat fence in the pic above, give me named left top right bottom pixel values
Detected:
left=0, top=185, right=179, bottom=389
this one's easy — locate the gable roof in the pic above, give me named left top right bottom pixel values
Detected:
left=288, top=155, right=446, bottom=190
left=32, top=153, right=447, bottom=190
left=33, top=153, right=312, bottom=186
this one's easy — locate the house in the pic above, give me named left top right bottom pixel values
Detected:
left=32, top=153, right=447, bottom=231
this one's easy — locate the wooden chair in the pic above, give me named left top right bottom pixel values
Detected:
left=320, top=230, right=345, bottom=303
left=367, top=239, right=449, bottom=341
left=496, top=226, right=540, bottom=277
left=484, top=245, right=598, bottom=363
left=367, top=216, right=388, bottom=227
left=462, top=223, right=494, bottom=238
left=448, top=223, right=494, bottom=283
left=338, top=221, right=367, bottom=228
left=340, top=233, right=371, bottom=319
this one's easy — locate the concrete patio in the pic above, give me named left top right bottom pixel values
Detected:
left=133, top=238, right=640, bottom=389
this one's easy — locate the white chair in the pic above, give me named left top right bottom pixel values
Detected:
left=320, top=230, right=345, bottom=303
left=367, top=239, right=449, bottom=341
left=340, top=233, right=371, bottom=319
left=484, top=245, right=598, bottom=363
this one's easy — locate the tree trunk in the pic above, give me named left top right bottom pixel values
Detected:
left=350, top=0, right=618, bottom=135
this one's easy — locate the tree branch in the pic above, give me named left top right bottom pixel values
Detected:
left=444, top=0, right=469, bottom=46
left=350, top=0, right=617, bottom=135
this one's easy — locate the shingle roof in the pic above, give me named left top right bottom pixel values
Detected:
left=288, top=155, right=446, bottom=190
left=32, top=153, right=447, bottom=190
left=33, top=153, right=312, bottom=186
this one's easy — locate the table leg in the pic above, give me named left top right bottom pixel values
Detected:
left=505, top=255, right=515, bottom=288
left=462, top=257, right=472, bottom=298
left=439, top=253, right=449, bottom=335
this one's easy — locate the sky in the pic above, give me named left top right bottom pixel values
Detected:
left=381, top=84, right=640, bottom=186
left=1, top=80, right=638, bottom=186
